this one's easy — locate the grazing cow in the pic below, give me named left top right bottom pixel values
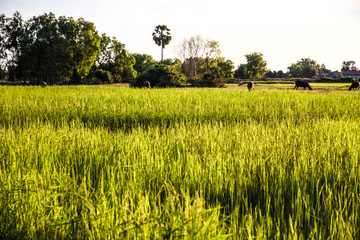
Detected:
left=294, top=80, right=312, bottom=90
left=349, top=81, right=360, bottom=91
left=143, top=80, right=151, bottom=88
left=247, top=81, right=254, bottom=91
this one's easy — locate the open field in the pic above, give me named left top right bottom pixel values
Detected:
left=1, top=84, right=360, bottom=239
left=233, top=82, right=352, bottom=91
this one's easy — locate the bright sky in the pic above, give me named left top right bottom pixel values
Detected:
left=1, top=0, right=360, bottom=71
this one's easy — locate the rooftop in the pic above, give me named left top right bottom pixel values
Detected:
left=342, top=71, right=360, bottom=75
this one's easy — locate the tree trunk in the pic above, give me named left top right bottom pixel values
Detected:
left=161, top=46, right=164, bottom=64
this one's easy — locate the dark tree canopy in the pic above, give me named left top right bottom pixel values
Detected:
left=0, top=12, right=102, bottom=84
left=131, top=64, right=185, bottom=88
left=234, top=64, right=250, bottom=79
left=0, top=12, right=138, bottom=84
left=342, top=61, right=357, bottom=71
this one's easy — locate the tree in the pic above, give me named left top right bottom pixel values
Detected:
left=161, top=58, right=183, bottom=74
left=341, top=61, right=357, bottom=71
left=0, top=14, right=8, bottom=70
left=204, top=40, right=221, bottom=72
left=0, top=11, right=29, bottom=82
left=277, top=70, right=287, bottom=78
left=265, top=71, right=276, bottom=78
left=0, top=12, right=102, bottom=84
left=319, top=64, right=331, bottom=77
left=132, top=53, right=156, bottom=75
left=176, top=36, right=224, bottom=80
left=97, top=35, right=136, bottom=82
left=25, top=13, right=68, bottom=83
left=69, top=18, right=101, bottom=83
left=234, top=52, right=267, bottom=79
left=131, top=64, right=185, bottom=88
left=265, top=70, right=287, bottom=78
left=234, top=64, right=250, bottom=79
left=216, top=58, right=234, bottom=79
left=245, top=52, right=267, bottom=79
left=152, top=25, right=172, bottom=64
left=288, top=58, right=320, bottom=78
left=97, top=33, right=111, bottom=66
left=94, top=69, right=112, bottom=83
left=177, top=35, right=205, bottom=79
left=190, top=63, right=228, bottom=88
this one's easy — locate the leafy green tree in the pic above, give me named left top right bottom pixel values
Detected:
left=152, top=25, right=172, bottom=63
left=161, top=58, right=183, bottom=74
left=69, top=18, right=101, bottom=83
left=234, top=53, right=267, bottom=79
left=131, top=64, right=185, bottom=88
left=187, top=57, right=232, bottom=87
left=265, top=70, right=287, bottom=78
left=23, top=14, right=101, bottom=83
left=216, top=58, right=234, bottom=79
left=234, top=64, right=250, bottom=79
left=204, top=40, right=221, bottom=71
left=0, top=12, right=102, bottom=84
left=133, top=53, right=156, bottom=75
left=25, top=13, right=62, bottom=83
left=97, top=35, right=136, bottom=82
left=265, top=71, right=277, bottom=78
left=288, top=58, right=320, bottom=78
left=97, top=33, right=111, bottom=65
left=245, top=52, right=267, bottom=79
left=95, top=69, right=112, bottom=83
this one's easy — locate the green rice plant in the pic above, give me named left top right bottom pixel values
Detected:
left=1, top=85, right=360, bottom=239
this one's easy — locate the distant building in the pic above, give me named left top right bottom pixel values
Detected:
left=330, top=72, right=340, bottom=78
left=324, top=72, right=340, bottom=78
left=342, top=71, right=360, bottom=79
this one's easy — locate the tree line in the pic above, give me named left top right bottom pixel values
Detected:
left=0, top=12, right=136, bottom=85
left=0, top=12, right=358, bottom=87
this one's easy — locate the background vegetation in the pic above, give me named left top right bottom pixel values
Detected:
left=1, top=85, right=360, bottom=239
left=1, top=12, right=358, bottom=88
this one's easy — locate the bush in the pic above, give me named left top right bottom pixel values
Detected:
left=131, top=64, right=186, bottom=88
left=190, top=72, right=226, bottom=88
left=95, top=69, right=113, bottom=83
left=340, top=77, right=356, bottom=83
left=318, top=76, right=333, bottom=82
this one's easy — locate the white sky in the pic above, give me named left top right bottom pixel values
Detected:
left=1, top=0, right=360, bottom=71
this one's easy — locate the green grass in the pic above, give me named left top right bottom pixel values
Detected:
left=1, top=85, right=360, bottom=239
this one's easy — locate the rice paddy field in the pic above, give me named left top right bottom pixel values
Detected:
left=1, top=83, right=360, bottom=239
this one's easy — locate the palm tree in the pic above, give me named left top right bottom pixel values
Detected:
left=152, top=25, right=172, bottom=64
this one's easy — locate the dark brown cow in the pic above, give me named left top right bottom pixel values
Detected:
left=349, top=81, right=360, bottom=91
left=247, top=81, right=254, bottom=91
left=294, top=80, right=312, bottom=90
left=143, top=80, right=151, bottom=88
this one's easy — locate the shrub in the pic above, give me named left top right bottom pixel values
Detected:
left=131, top=64, right=186, bottom=88
left=341, top=77, right=356, bottom=83
left=190, top=69, right=226, bottom=88
left=95, top=69, right=113, bottom=83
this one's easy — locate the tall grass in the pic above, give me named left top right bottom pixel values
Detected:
left=1, top=86, right=360, bottom=239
